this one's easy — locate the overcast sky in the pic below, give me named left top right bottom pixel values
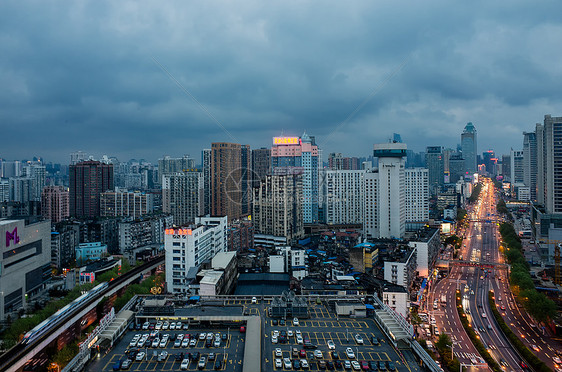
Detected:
left=2, top=1, right=561, bottom=164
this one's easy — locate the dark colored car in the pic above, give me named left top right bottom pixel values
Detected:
left=112, top=361, right=122, bottom=371
left=386, top=361, right=396, bottom=370
left=335, top=360, right=343, bottom=369
left=293, top=360, right=301, bottom=369
left=175, top=352, right=184, bottom=361
left=272, top=319, right=278, bottom=325
left=318, top=360, right=327, bottom=370
left=304, top=343, right=317, bottom=349
left=331, top=351, right=340, bottom=359
left=368, top=361, right=377, bottom=369
left=326, top=360, right=335, bottom=370
left=279, top=319, right=286, bottom=326
left=222, top=333, right=228, bottom=341
left=191, top=352, right=200, bottom=361
left=378, top=361, right=387, bottom=371
left=371, top=336, right=379, bottom=345
left=214, top=360, right=222, bottom=370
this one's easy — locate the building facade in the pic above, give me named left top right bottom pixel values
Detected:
left=164, top=216, right=228, bottom=294
left=271, top=134, right=319, bottom=224
left=408, top=227, right=440, bottom=278
left=323, top=170, right=365, bottom=225
left=69, top=160, right=114, bottom=218
left=537, top=115, right=562, bottom=213
left=523, top=131, right=537, bottom=201
left=425, top=146, right=444, bottom=188
left=157, top=155, right=196, bottom=185
left=404, top=168, right=429, bottom=223
left=100, top=190, right=154, bottom=219
left=461, top=122, right=477, bottom=175
left=0, top=219, right=51, bottom=321
left=162, top=171, right=203, bottom=225
left=252, top=173, right=304, bottom=243
left=41, top=186, right=70, bottom=223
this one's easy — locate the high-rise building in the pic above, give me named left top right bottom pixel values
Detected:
left=202, top=149, right=211, bottom=215
left=41, top=186, right=69, bottom=223
left=271, top=133, right=319, bottom=223
left=253, top=173, right=304, bottom=243
left=482, top=150, right=498, bottom=176
left=69, top=160, right=114, bottom=219
left=70, top=151, right=87, bottom=165
left=461, top=122, right=477, bottom=174
left=9, top=177, right=34, bottom=203
left=501, top=154, right=511, bottom=181
left=536, top=115, right=562, bottom=213
left=23, top=164, right=46, bottom=201
left=100, top=190, right=154, bottom=219
left=404, top=168, right=429, bottom=223
left=158, top=155, right=196, bottom=185
left=162, top=171, right=203, bottom=225
left=323, top=170, right=365, bottom=225
left=425, top=146, right=444, bottom=188
left=251, top=148, right=271, bottom=187
left=510, top=149, right=524, bottom=184
left=210, top=143, right=251, bottom=220
left=369, top=143, right=406, bottom=239
left=328, top=153, right=344, bottom=170
left=164, top=215, right=228, bottom=295
left=523, top=131, right=537, bottom=201
left=448, top=154, right=465, bottom=183
left=0, top=180, right=9, bottom=202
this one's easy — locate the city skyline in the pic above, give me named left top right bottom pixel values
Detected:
left=2, top=2, right=562, bottom=163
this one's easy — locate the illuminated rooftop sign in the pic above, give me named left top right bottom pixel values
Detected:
left=165, top=228, right=192, bottom=235
left=273, top=137, right=300, bottom=145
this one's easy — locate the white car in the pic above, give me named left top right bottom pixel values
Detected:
left=159, top=338, right=167, bottom=348
left=272, top=335, right=278, bottom=344
left=181, top=358, right=190, bottom=370
left=275, top=358, right=283, bottom=368
left=301, top=359, right=309, bottom=369
left=344, top=360, right=352, bottom=369
left=176, top=322, right=182, bottom=329
left=189, top=338, right=197, bottom=347
left=177, top=334, right=184, bottom=340
left=162, top=321, right=169, bottom=330
left=314, top=350, right=323, bottom=359
left=152, top=338, right=160, bottom=348
left=327, top=340, right=335, bottom=350
left=296, top=335, right=303, bottom=344
left=354, top=334, right=363, bottom=345
left=252, top=296, right=257, bottom=304
left=142, top=321, right=150, bottom=330
left=275, top=348, right=283, bottom=357
left=288, top=330, right=294, bottom=337
left=199, top=333, right=206, bottom=340
left=293, top=317, right=299, bottom=326
left=135, top=351, right=145, bottom=361
left=214, top=339, right=220, bottom=347
left=295, top=329, right=301, bottom=335
left=182, top=338, right=189, bottom=347
left=351, top=360, right=361, bottom=370
left=155, top=322, right=163, bottom=330
left=346, top=347, right=355, bottom=359
left=273, top=330, right=280, bottom=337
left=283, top=358, right=292, bottom=369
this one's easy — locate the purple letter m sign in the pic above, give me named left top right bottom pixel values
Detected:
left=6, top=228, right=20, bottom=247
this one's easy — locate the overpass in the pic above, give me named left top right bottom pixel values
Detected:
left=449, top=259, right=509, bottom=270
left=0, top=257, right=164, bottom=372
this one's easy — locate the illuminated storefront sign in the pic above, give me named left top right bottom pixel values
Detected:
left=273, top=137, right=300, bottom=145
left=165, top=228, right=192, bottom=235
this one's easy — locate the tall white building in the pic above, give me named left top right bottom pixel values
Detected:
left=162, top=171, right=203, bottom=226
left=404, top=168, right=429, bottom=223
left=364, top=170, right=379, bottom=239
left=323, top=170, right=365, bottom=225
left=373, top=143, right=406, bottom=239
left=510, top=149, right=524, bottom=184
left=165, top=215, right=227, bottom=295
left=536, top=115, right=562, bottom=213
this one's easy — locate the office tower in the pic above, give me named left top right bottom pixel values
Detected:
left=211, top=143, right=251, bottom=220
left=404, top=168, right=429, bottom=223
left=157, top=155, right=196, bottom=185
left=482, top=150, right=498, bottom=176
left=510, top=149, right=524, bottom=184
left=202, top=149, right=211, bottom=215
left=461, top=122, right=477, bottom=174
left=253, top=173, right=304, bottom=243
left=162, top=171, right=203, bottom=225
left=323, top=170, right=365, bottom=224
left=536, top=115, right=562, bottom=213
left=448, top=154, right=465, bottom=183
left=442, top=148, right=454, bottom=175
left=70, top=151, right=87, bottom=165
left=41, top=186, right=69, bottom=223
left=425, top=146, right=444, bottom=188
left=342, top=157, right=360, bottom=170
left=523, top=131, right=537, bottom=201
left=271, top=133, right=319, bottom=224
left=328, top=153, right=344, bottom=170
left=100, top=190, right=154, bottom=219
left=251, top=148, right=271, bottom=187
left=501, top=154, right=511, bottom=181
left=373, top=143, right=406, bottom=239
left=165, top=216, right=228, bottom=295
left=69, top=160, right=114, bottom=218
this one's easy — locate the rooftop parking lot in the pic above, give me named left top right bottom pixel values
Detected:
left=87, top=323, right=245, bottom=372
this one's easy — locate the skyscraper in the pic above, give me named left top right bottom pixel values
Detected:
left=158, top=155, right=196, bottom=184
left=461, top=122, right=477, bottom=174
left=404, top=168, right=429, bottom=223
left=202, top=149, right=211, bottom=215
left=510, top=149, right=524, bottom=184
left=425, top=146, right=444, bottom=188
left=323, top=170, right=365, bottom=224
left=536, top=115, right=562, bottom=213
left=210, top=143, right=251, bottom=220
left=522, top=131, right=537, bottom=201
left=271, top=133, right=319, bottom=224
left=69, top=160, right=114, bottom=218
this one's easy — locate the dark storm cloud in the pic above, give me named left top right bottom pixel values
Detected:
left=1, top=0, right=562, bottom=163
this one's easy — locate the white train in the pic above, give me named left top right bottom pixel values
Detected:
left=21, top=282, right=108, bottom=345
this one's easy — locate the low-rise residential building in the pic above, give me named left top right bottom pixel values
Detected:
left=408, top=227, right=440, bottom=278
left=383, top=247, right=416, bottom=288
left=76, top=242, right=108, bottom=264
